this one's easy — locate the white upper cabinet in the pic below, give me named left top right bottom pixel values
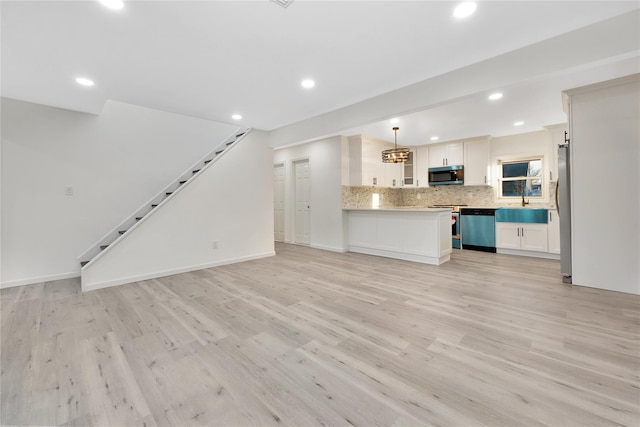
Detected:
left=545, top=124, right=567, bottom=182
left=428, top=142, right=463, bottom=167
left=415, top=146, right=430, bottom=187
left=349, top=135, right=405, bottom=187
left=362, top=137, right=382, bottom=186
left=383, top=160, right=403, bottom=188
left=463, top=138, right=490, bottom=186
left=349, top=135, right=378, bottom=186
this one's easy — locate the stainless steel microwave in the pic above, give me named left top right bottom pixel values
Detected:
left=428, top=165, right=464, bottom=186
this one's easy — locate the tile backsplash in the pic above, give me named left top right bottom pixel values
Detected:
left=343, top=182, right=557, bottom=209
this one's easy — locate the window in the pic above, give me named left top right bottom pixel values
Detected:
left=499, top=157, right=543, bottom=198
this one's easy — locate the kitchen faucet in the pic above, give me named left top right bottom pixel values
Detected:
left=521, top=191, right=529, bottom=207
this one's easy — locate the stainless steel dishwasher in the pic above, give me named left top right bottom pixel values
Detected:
left=460, top=208, right=496, bottom=253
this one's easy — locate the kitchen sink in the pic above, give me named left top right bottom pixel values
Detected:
left=495, top=207, right=548, bottom=224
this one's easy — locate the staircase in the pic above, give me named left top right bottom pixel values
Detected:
left=78, top=128, right=251, bottom=269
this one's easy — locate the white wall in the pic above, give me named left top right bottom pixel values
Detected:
left=268, top=11, right=639, bottom=148
left=1, top=98, right=240, bottom=287
left=490, top=130, right=555, bottom=205
left=273, top=136, right=347, bottom=252
left=566, top=74, right=640, bottom=295
left=82, top=130, right=274, bottom=291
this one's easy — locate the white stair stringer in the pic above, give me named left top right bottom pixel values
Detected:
left=78, top=128, right=250, bottom=270
left=80, top=129, right=276, bottom=292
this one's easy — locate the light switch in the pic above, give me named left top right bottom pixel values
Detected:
left=64, top=186, right=73, bottom=196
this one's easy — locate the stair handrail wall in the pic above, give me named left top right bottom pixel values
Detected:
left=77, top=128, right=251, bottom=268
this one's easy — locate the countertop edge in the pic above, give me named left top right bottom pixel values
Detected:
left=343, top=208, right=451, bottom=212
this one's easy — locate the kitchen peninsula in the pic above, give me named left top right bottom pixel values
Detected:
left=344, top=207, right=452, bottom=265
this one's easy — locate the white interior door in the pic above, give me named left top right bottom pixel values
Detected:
left=273, top=164, right=285, bottom=242
left=294, top=160, right=310, bottom=245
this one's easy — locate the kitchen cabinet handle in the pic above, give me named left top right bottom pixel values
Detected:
left=521, top=227, right=524, bottom=237
left=549, top=212, right=552, bottom=222
left=484, top=175, right=487, bottom=184
left=517, top=228, right=520, bottom=237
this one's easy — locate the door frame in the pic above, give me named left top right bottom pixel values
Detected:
left=292, top=158, right=310, bottom=245
left=273, top=162, right=285, bottom=242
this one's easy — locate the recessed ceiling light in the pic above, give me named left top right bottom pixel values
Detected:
left=488, top=92, right=503, bottom=101
left=430, top=136, right=439, bottom=141
left=98, top=0, right=124, bottom=10
left=453, top=2, right=477, bottom=18
left=232, top=114, right=242, bottom=120
left=390, top=118, right=400, bottom=124
left=301, top=79, right=315, bottom=89
left=513, top=121, right=525, bottom=126
left=75, top=77, right=95, bottom=87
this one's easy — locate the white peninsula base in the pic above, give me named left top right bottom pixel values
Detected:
left=345, top=208, right=452, bottom=265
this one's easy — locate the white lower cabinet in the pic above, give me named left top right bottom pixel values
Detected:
left=496, top=223, right=548, bottom=252
left=548, top=210, right=560, bottom=254
left=346, top=209, right=452, bottom=265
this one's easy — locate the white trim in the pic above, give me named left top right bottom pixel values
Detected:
left=310, top=243, right=348, bottom=253
left=1, top=272, right=79, bottom=289
left=81, top=251, right=276, bottom=292
left=496, top=155, right=546, bottom=201
left=348, top=245, right=450, bottom=265
left=497, top=248, right=560, bottom=260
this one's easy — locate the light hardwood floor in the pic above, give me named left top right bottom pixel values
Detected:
left=2, top=243, right=639, bottom=426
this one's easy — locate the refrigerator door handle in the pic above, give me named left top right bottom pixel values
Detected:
left=555, top=178, right=560, bottom=215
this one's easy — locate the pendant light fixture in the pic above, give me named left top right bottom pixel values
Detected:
left=382, top=127, right=410, bottom=163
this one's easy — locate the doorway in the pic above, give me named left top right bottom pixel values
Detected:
left=294, top=159, right=310, bottom=245
left=273, top=163, right=285, bottom=242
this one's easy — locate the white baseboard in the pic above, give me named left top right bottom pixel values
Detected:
left=348, top=245, right=450, bottom=265
left=81, top=251, right=276, bottom=292
left=310, top=243, right=348, bottom=253
left=497, top=249, right=561, bottom=260
left=1, top=272, right=79, bottom=289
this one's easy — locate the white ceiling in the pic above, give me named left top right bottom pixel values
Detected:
left=2, top=1, right=639, bottom=145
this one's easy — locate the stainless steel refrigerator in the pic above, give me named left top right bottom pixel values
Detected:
left=557, top=137, right=572, bottom=284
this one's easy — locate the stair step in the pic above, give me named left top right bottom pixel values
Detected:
left=204, top=159, right=212, bottom=164
left=192, top=169, right=200, bottom=174
left=119, top=230, right=127, bottom=235
left=100, top=245, right=108, bottom=250
left=80, top=261, right=89, bottom=267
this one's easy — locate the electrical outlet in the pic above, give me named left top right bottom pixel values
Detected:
left=64, top=185, right=73, bottom=196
